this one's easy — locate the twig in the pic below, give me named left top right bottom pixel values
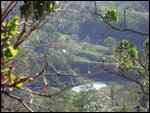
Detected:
left=1, top=105, right=21, bottom=112
left=138, top=55, right=149, bottom=76
left=102, top=63, right=149, bottom=96
left=87, top=5, right=149, bottom=36
left=21, top=85, right=72, bottom=98
left=2, top=90, right=34, bottom=112
left=123, top=7, right=129, bottom=29
left=1, top=1, right=18, bottom=23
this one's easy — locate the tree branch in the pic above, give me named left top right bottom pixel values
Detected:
left=123, top=7, right=129, bottom=29
left=1, top=1, right=18, bottom=23
left=87, top=4, right=149, bottom=36
left=20, top=84, right=72, bottom=98
left=2, top=90, right=34, bottom=112
left=102, top=63, right=149, bottom=96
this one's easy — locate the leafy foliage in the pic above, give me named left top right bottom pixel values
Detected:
left=1, top=1, right=149, bottom=112
left=1, top=15, right=19, bottom=60
left=113, top=39, right=138, bottom=71
left=112, top=39, right=149, bottom=96
left=143, top=39, right=149, bottom=57
left=1, top=15, right=21, bottom=90
left=1, top=1, right=57, bottom=92
left=20, top=1, right=55, bottom=20
left=104, top=8, right=119, bottom=23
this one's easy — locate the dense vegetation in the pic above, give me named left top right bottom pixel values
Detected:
left=1, top=1, right=149, bottom=112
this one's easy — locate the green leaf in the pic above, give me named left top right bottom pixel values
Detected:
left=130, top=47, right=138, bottom=59
left=143, top=39, right=149, bottom=56
left=8, top=46, right=18, bottom=58
left=9, top=74, right=16, bottom=84
left=2, top=22, right=6, bottom=27
left=49, top=3, right=53, bottom=9
left=16, top=82, right=23, bottom=88
left=12, top=31, right=20, bottom=35
left=1, top=68, right=9, bottom=73
left=137, top=68, right=144, bottom=74
left=104, top=8, right=119, bottom=23
left=13, top=15, right=19, bottom=21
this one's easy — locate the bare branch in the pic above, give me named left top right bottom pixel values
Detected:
left=1, top=104, right=22, bottom=112
left=2, top=90, right=34, bottom=112
left=1, top=1, right=13, bottom=18
left=87, top=5, right=149, bottom=36
left=138, top=55, right=149, bottom=76
left=102, top=63, right=149, bottom=96
left=21, top=85, right=72, bottom=98
left=123, top=7, right=129, bottom=29
left=7, top=59, right=17, bottom=80
left=1, top=1, right=18, bottom=23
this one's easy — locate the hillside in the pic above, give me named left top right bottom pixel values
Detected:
left=1, top=1, right=149, bottom=112
left=57, top=33, right=110, bottom=63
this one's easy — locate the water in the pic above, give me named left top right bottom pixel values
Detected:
left=71, top=82, right=107, bottom=92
